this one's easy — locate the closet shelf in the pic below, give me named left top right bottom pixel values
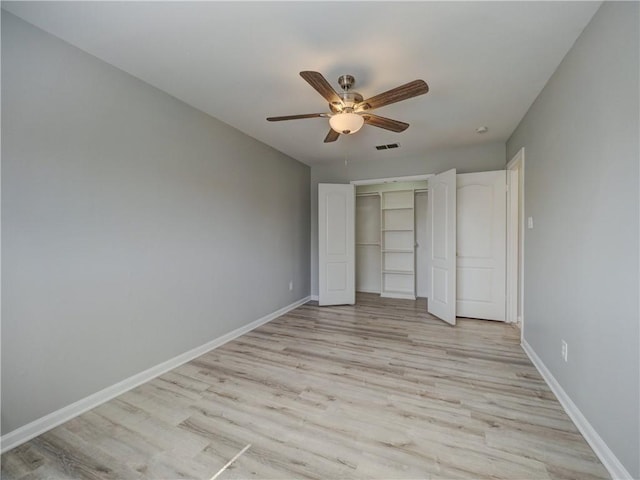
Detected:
left=382, top=248, right=414, bottom=253
left=356, top=242, right=381, bottom=246
left=382, top=228, right=414, bottom=232
left=382, top=206, right=414, bottom=211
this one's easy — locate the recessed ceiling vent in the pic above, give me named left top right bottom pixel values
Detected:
left=375, top=143, right=400, bottom=151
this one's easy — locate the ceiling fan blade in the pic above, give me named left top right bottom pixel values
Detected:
left=324, top=129, right=340, bottom=143
left=362, top=114, right=409, bottom=132
left=267, top=113, right=328, bottom=121
left=300, top=71, right=344, bottom=107
left=357, top=79, right=429, bottom=111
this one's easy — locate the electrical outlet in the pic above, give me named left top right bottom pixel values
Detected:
left=561, top=340, right=568, bottom=362
left=289, top=281, right=293, bottom=291
left=527, top=216, right=534, bottom=229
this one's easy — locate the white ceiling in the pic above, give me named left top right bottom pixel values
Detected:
left=3, top=1, right=601, bottom=166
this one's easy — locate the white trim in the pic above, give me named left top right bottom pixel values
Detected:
left=506, top=169, right=519, bottom=324
left=350, top=174, right=433, bottom=186
left=506, top=148, right=523, bottom=170
left=356, top=289, right=381, bottom=294
left=0, top=296, right=311, bottom=454
left=380, top=292, right=416, bottom=300
left=310, top=295, right=319, bottom=301
left=506, top=148, right=525, bottom=338
left=521, top=340, right=633, bottom=480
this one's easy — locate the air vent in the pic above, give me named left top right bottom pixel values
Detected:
left=375, top=143, right=400, bottom=151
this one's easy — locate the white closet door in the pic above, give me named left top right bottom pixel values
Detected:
left=427, top=169, right=457, bottom=325
left=319, top=183, right=355, bottom=306
left=456, top=171, right=506, bottom=321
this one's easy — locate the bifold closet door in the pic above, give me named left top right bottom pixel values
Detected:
left=427, top=169, right=457, bottom=325
left=318, top=183, right=355, bottom=306
left=356, top=195, right=381, bottom=293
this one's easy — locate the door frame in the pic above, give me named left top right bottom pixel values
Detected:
left=506, top=148, right=525, bottom=335
left=351, top=174, right=433, bottom=186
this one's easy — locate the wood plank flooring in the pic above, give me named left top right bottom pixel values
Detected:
left=1, top=294, right=610, bottom=479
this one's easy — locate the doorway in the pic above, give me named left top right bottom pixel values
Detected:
left=352, top=175, right=432, bottom=300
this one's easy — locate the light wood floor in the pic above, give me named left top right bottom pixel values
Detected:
left=2, top=294, right=609, bottom=479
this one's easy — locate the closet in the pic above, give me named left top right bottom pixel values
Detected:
left=355, top=181, right=428, bottom=300
left=355, top=195, right=381, bottom=293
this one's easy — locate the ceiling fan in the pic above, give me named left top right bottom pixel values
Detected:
left=267, top=71, right=429, bottom=143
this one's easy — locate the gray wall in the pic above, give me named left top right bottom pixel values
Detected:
left=1, top=13, right=310, bottom=435
left=507, top=2, right=639, bottom=477
left=310, top=142, right=506, bottom=296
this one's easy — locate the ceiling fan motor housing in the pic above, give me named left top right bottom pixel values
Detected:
left=330, top=91, right=364, bottom=112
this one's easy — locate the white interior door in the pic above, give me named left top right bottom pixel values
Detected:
left=456, top=171, right=506, bottom=321
left=319, top=183, right=355, bottom=306
left=427, top=169, right=456, bottom=325
left=414, top=191, right=429, bottom=298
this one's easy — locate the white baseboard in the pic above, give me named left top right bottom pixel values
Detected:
left=380, top=292, right=416, bottom=300
left=521, top=340, right=633, bottom=480
left=310, top=294, right=319, bottom=301
left=1, top=296, right=311, bottom=454
left=356, top=289, right=381, bottom=294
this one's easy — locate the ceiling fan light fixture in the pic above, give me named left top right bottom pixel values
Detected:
left=329, top=112, right=364, bottom=135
